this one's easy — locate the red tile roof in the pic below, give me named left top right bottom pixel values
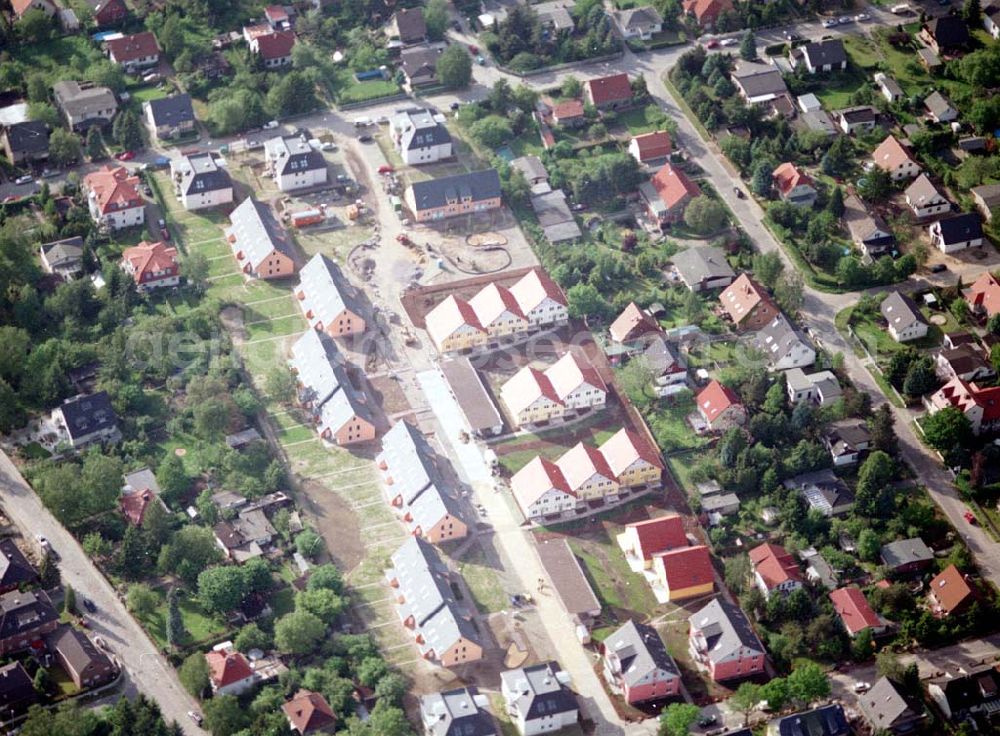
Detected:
left=966, top=272, right=1000, bottom=318
left=719, top=273, right=776, bottom=326
left=749, top=543, right=802, bottom=590
left=119, top=489, right=156, bottom=526
left=255, top=30, right=295, bottom=60
left=829, top=586, right=881, bottom=635
left=12, top=0, right=54, bottom=16
left=632, top=131, right=672, bottom=161
left=932, top=378, right=1000, bottom=424
left=122, top=240, right=177, bottom=284
left=627, top=515, right=687, bottom=559
left=696, top=379, right=741, bottom=424
left=264, top=4, right=289, bottom=21
left=656, top=545, right=714, bottom=591
left=551, top=99, right=585, bottom=120
left=772, top=162, right=814, bottom=197
left=206, top=648, right=253, bottom=688
left=609, top=302, right=661, bottom=343
left=683, top=0, right=735, bottom=24
left=106, top=32, right=160, bottom=64
left=586, top=73, right=633, bottom=106
left=282, top=690, right=336, bottom=734
left=930, top=564, right=974, bottom=615
left=873, top=135, right=917, bottom=173
left=651, top=163, right=702, bottom=211
left=84, top=165, right=142, bottom=215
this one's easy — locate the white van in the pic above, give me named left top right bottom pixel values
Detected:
left=891, top=4, right=912, bottom=13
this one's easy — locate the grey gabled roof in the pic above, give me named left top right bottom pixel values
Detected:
left=173, top=152, right=232, bottom=196
left=41, top=236, right=84, bottom=268
left=501, top=662, right=577, bottom=721
left=880, top=291, right=926, bottom=332
left=3, top=120, right=48, bottom=155
left=671, top=246, right=735, bottom=287
left=392, top=108, right=452, bottom=151
left=605, top=620, right=679, bottom=687
left=801, top=39, right=847, bottom=68
left=905, top=174, right=946, bottom=208
left=145, top=93, right=194, bottom=127
left=773, top=705, right=850, bottom=736
left=620, top=5, right=663, bottom=28
left=731, top=62, right=788, bottom=98
left=264, top=134, right=326, bottom=176
left=510, top=155, right=548, bottom=182
left=409, top=169, right=502, bottom=212
left=0, top=539, right=37, bottom=590
left=44, top=625, right=112, bottom=681
left=289, top=329, right=371, bottom=435
left=393, top=7, right=426, bottom=41
left=972, top=183, right=1000, bottom=210
left=227, top=197, right=295, bottom=270
left=755, top=313, right=812, bottom=363
left=880, top=537, right=933, bottom=568
left=52, top=81, right=116, bottom=119
left=824, top=420, right=871, bottom=453
left=419, top=687, right=496, bottom=736
left=297, top=253, right=365, bottom=328
left=858, top=677, right=923, bottom=729
left=59, top=391, right=118, bottom=440
left=924, top=90, right=955, bottom=118
left=844, top=194, right=893, bottom=247
left=400, top=46, right=442, bottom=83
left=688, top=598, right=763, bottom=663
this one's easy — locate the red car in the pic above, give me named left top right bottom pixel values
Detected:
left=468, top=44, right=479, bottom=55
left=704, top=39, right=720, bottom=49
left=964, top=511, right=977, bottom=525
left=116, top=150, right=136, bottom=161
left=2, top=195, right=19, bottom=203
left=378, top=165, right=394, bottom=174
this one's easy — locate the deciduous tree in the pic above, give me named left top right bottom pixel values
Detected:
left=437, top=44, right=472, bottom=88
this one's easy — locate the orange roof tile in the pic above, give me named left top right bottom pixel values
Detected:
left=609, top=302, right=661, bottom=343
left=749, top=543, right=802, bottom=590
left=106, top=31, right=160, bottom=64
left=719, top=273, right=776, bottom=326
left=206, top=648, right=253, bottom=688
left=930, top=564, right=974, bottom=615
left=829, top=586, right=881, bottom=635
left=586, top=73, right=633, bottom=106
left=551, top=99, right=585, bottom=119
left=84, top=165, right=142, bottom=215
left=632, top=131, right=673, bottom=161
left=282, top=690, right=336, bottom=734
left=656, top=545, right=714, bottom=591
left=651, top=163, right=701, bottom=210
left=966, top=272, right=1000, bottom=318
left=696, top=380, right=742, bottom=424
left=772, top=162, right=814, bottom=196
left=122, top=240, right=177, bottom=284
left=626, top=515, right=686, bottom=559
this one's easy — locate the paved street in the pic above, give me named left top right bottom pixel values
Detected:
left=0, top=451, right=204, bottom=735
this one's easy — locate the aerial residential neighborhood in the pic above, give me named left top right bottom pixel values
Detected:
left=3, top=0, right=1000, bottom=735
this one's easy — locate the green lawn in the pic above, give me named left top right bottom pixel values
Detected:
left=666, top=451, right=701, bottom=494
left=567, top=535, right=659, bottom=618
left=269, top=587, right=295, bottom=617
left=615, top=104, right=671, bottom=135
left=7, top=35, right=102, bottom=83
left=138, top=590, right=228, bottom=651
left=331, top=69, right=401, bottom=105
left=50, top=663, right=79, bottom=696
left=130, top=85, right=169, bottom=104
left=647, top=392, right=709, bottom=453
left=458, top=544, right=508, bottom=614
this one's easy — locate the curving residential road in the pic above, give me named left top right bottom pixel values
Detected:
left=0, top=451, right=205, bottom=734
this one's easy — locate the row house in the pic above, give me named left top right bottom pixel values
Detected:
left=500, top=351, right=607, bottom=428
left=227, top=197, right=297, bottom=280
left=288, top=329, right=375, bottom=445
left=84, top=165, right=144, bottom=231
left=425, top=268, right=567, bottom=353
left=377, top=420, right=467, bottom=544
left=511, top=428, right=662, bottom=521
left=296, top=253, right=366, bottom=338
left=927, top=377, right=1000, bottom=435
left=405, top=169, right=502, bottom=222
left=617, top=515, right=713, bottom=602
left=0, top=590, right=59, bottom=655
left=386, top=537, right=483, bottom=667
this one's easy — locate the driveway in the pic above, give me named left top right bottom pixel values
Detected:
left=0, top=451, right=204, bottom=735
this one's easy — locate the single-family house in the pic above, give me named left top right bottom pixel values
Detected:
left=120, top=240, right=179, bottom=291
left=618, top=514, right=687, bottom=571
left=296, top=253, right=366, bottom=338
left=972, top=183, right=1000, bottom=222
left=920, top=16, right=969, bottom=55
left=283, top=690, right=337, bottom=735
left=264, top=135, right=328, bottom=192
left=785, top=469, right=854, bottom=517
left=929, top=376, right=1000, bottom=434
left=701, top=492, right=740, bottom=518
left=696, top=379, right=746, bottom=431
left=836, top=105, right=879, bottom=134
left=767, top=705, right=850, bottom=736
left=628, top=130, right=672, bottom=165
left=793, top=39, right=847, bottom=73
left=881, top=538, right=935, bottom=575
left=248, top=29, right=295, bottom=67
left=144, top=94, right=196, bottom=141
left=84, top=165, right=144, bottom=230
left=420, top=688, right=496, bottom=736
left=719, top=274, right=779, bottom=332
left=85, top=0, right=127, bottom=26
left=682, top=0, right=734, bottom=26
left=652, top=545, right=714, bottom=601
left=928, top=664, right=1000, bottom=721
left=965, top=272, right=1000, bottom=318
left=0, top=539, right=37, bottom=594
left=985, top=5, right=1000, bottom=39
left=755, top=313, right=816, bottom=370
left=0, top=662, right=38, bottom=717
left=530, top=189, right=582, bottom=243
left=378, top=420, right=467, bottom=544
left=610, top=302, right=661, bottom=344
left=858, top=677, right=927, bottom=734
left=881, top=291, right=928, bottom=342
left=688, top=598, right=766, bottom=681
left=929, top=564, right=975, bottom=617
left=0, top=591, right=59, bottom=655
left=390, top=7, right=426, bottom=44
left=829, top=586, right=886, bottom=637
left=644, top=336, right=688, bottom=390
left=207, top=646, right=256, bottom=696
left=170, top=152, right=233, bottom=210
left=749, top=543, right=803, bottom=599
left=823, top=420, right=872, bottom=466
left=873, top=135, right=921, bottom=180
left=905, top=174, right=950, bottom=219
left=400, top=46, right=443, bottom=87
left=641, top=163, right=702, bottom=225
left=929, top=212, right=984, bottom=253
left=936, top=343, right=994, bottom=382
left=732, top=62, right=788, bottom=105
left=119, top=488, right=162, bottom=526
left=549, top=99, right=586, bottom=128
left=785, top=368, right=842, bottom=406
left=106, top=31, right=160, bottom=72
left=391, top=108, right=453, bottom=165
left=603, top=620, right=680, bottom=703
left=44, top=625, right=116, bottom=689
left=39, top=236, right=84, bottom=280
left=772, top=162, right=817, bottom=206
left=671, top=246, right=734, bottom=292
left=874, top=73, right=904, bottom=103
left=803, top=551, right=839, bottom=590
left=501, top=662, right=578, bottom=735
left=405, top=169, right=502, bottom=222
left=616, top=6, right=663, bottom=39
left=585, top=73, right=633, bottom=110
left=844, top=193, right=895, bottom=259
left=925, top=90, right=959, bottom=123
left=289, top=329, right=375, bottom=445
left=226, top=197, right=297, bottom=279
left=387, top=536, right=483, bottom=667
left=535, top=1, right=575, bottom=31
left=1, top=120, right=48, bottom=165
left=500, top=351, right=607, bottom=427
left=52, top=392, right=121, bottom=448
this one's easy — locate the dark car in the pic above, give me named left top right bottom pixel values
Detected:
left=358, top=134, right=373, bottom=143
left=930, top=263, right=947, bottom=273
left=451, top=19, right=461, bottom=30
left=450, top=102, right=461, bottom=111
left=83, top=598, right=97, bottom=613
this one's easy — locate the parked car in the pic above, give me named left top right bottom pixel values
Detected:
left=451, top=19, right=461, bottom=30
left=734, top=187, right=745, bottom=199
left=83, top=598, right=97, bottom=613
left=450, top=101, right=461, bottom=111
left=853, top=682, right=871, bottom=693
left=822, top=18, right=839, bottom=27
left=477, top=55, right=486, bottom=65
left=320, top=141, right=336, bottom=151
left=188, top=712, right=203, bottom=726
left=719, top=37, right=738, bottom=46
left=965, top=510, right=977, bottom=524
left=354, top=117, right=372, bottom=127
left=855, top=12, right=871, bottom=20
left=704, top=39, right=720, bottom=48
left=930, top=263, right=947, bottom=273
left=116, top=150, right=135, bottom=161
left=13, top=175, right=33, bottom=185
left=784, top=32, right=803, bottom=41
left=41, top=168, right=60, bottom=178
left=262, top=120, right=279, bottom=129
left=838, top=15, right=852, bottom=23
left=697, top=715, right=718, bottom=728
left=358, top=134, right=373, bottom=143
left=378, top=165, right=394, bottom=174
